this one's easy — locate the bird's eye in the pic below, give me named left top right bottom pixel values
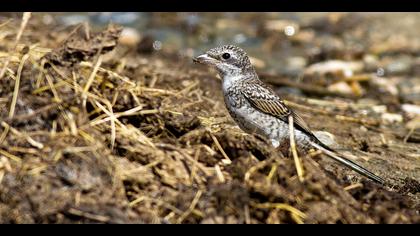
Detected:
left=222, top=53, right=231, bottom=60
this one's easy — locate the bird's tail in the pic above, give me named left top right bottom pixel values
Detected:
left=310, top=140, right=385, bottom=184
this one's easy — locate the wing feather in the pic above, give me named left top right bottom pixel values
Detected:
left=240, top=79, right=316, bottom=138
left=239, top=79, right=385, bottom=184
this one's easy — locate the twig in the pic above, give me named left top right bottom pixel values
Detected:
left=6, top=103, right=60, bottom=123
left=67, top=208, right=110, bottom=223
left=0, top=12, right=31, bottom=80
left=244, top=205, right=251, bottom=224
left=207, top=129, right=232, bottom=165
left=344, top=182, right=363, bottom=191
left=244, top=157, right=274, bottom=183
left=288, top=115, right=304, bottom=182
left=35, top=58, right=46, bottom=88
left=61, top=110, right=78, bottom=136
left=44, top=73, right=62, bottom=102
left=189, top=148, right=201, bottom=186
left=252, top=202, right=306, bottom=224
left=9, top=53, right=30, bottom=119
left=1, top=122, right=44, bottom=149
left=0, top=18, right=12, bottom=29
left=94, top=101, right=116, bottom=150
left=0, top=123, right=10, bottom=144
left=80, top=61, right=136, bottom=86
left=89, top=105, right=148, bottom=127
left=83, top=55, right=103, bottom=93
left=129, top=195, right=184, bottom=216
left=403, top=128, right=415, bottom=143
left=177, top=190, right=203, bottom=224
left=155, top=143, right=212, bottom=177
left=214, top=164, right=225, bottom=183
left=266, top=164, right=278, bottom=181
left=106, top=102, right=116, bottom=151
left=0, top=148, right=21, bottom=163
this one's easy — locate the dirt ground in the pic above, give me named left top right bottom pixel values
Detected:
left=0, top=13, right=419, bottom=224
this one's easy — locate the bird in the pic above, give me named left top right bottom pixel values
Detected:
left=193, top=45, right=385, bottom=184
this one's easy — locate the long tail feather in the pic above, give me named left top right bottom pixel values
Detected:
left=310, top=141, right=385, bottom=184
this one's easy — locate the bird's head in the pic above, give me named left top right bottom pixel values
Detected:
left=193, top=45, right=255, bottom=77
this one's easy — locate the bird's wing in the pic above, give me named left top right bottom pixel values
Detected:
left=240, top=79, right=315, bottom=138
left=240, top=80, right=385, bottom=184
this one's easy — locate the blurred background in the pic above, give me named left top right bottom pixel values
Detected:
left=22, top=12, right=420, bottom=78
left=0, top=12, right=418, bottom=123
left=3, top=12, right=411, bottom=119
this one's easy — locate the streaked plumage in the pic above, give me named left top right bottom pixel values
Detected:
left=193, top=45, right=385, bottom=184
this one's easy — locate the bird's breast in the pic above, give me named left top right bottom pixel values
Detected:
left=222, top=75, right=241, bottom=92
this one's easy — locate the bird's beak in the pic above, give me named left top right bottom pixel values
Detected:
left=193, top=54, right=218, bottom=65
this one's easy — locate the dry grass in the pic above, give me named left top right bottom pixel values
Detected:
left=0, top=13, right=30, bottom=78
left=288, top=115, right=304, bottom=183
left=0, top=14, right=418, bottom=224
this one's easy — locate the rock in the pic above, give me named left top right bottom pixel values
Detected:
left=406, top=117, right=420, bottom=130
left=119, top=27, right=141, bottom=47
left=42, top=14, right=54, bottom=25
left=385, top=56, right=413, bottom=75
left=370, top=76, right=400, bottom=96
left=401, top=104, right=420, bottom=118
left=303, top=13, right=363, bottom=35
left=291, top=29, right=315, bottom=44
left=363, top=54, right=380, bottom=72
left=327, top=81, right=353, bottom=95
left=249, top=56, right=266, bottom=69
left=398, top=79, right=420, bottom=105
left=359, top=126, right=368, bottom=132
left=310, top=36, right=346, bottom=61
left=59, top=14, right=89, bottom=26
left=413, top=57, right=420, bottom=75
left=264, top=20, right=300, bottom=35
left=216, top=19, right=241, bottom=30
left=371, top=105, right=387, bottom=114
left=381, top=113, right=403, bottom=124
left=286, top=56, right=307, bottom=72
left=314, top=131, right=339, bottom=149
left=305, top=60, right=364, bottom=79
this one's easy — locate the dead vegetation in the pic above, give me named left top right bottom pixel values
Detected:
left=0, top=13, right=419, bottom=224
